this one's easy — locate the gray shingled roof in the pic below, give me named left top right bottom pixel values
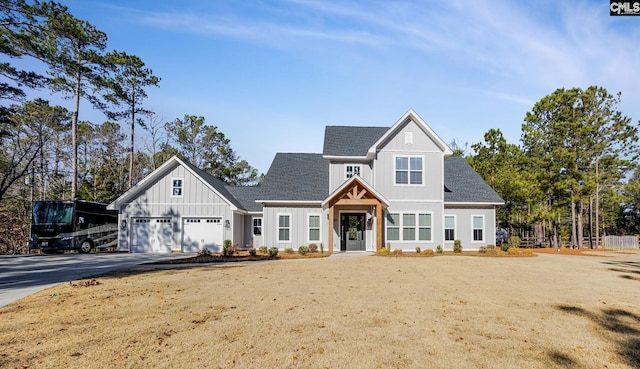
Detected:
left=258, top=153, right=329, bottom=201
left=226, top=186, right=264, bottom=212
left=323, top=126, right=388, bottom=156
left=444, top=156, right=504, bottom=204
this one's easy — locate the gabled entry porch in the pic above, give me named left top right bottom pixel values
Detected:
left=322, top=176, right=389, bottom=253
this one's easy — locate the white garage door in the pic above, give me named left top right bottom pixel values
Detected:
left=182, top=217, right=223, bottom=253
left=131, top=218, right=173, bottom=253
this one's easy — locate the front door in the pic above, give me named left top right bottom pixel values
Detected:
left=340, top=213, right=366, bottom=251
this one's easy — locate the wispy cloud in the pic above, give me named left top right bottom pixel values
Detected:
left=123, top=0, right=640, bottom=113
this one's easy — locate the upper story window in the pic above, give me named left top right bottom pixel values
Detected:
left=395, top=156, right=423, bottom=185
left=171, top=178, right=183, bottom=197
left=345, top=164, right=361, bottom=179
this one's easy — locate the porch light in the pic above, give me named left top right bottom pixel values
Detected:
left=120, top=219, right=127, bottom=230
left=225, top=220, right=230, bottom=228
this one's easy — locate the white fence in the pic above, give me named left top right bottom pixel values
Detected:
left=604, top=235, right=639, bottom=250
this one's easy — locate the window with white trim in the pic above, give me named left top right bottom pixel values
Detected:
left=386, top=212, right=432, bottom=241
left=253, top=218, right=262, bottom=236
left=444, top=215, right=455, bottom=241
left=308, top=214, right=321, bottom=242
left=345, top=165, right=361, bottom=179
left=472, top=215, right=484, bottom=242
left=395, top=156, right=423, bottom=185
left=278, top=214, right=290, bottom=242
left=403, top=214, right=416, bottom=240
left=418, top=213, right=432, bottom=241
left=171, top=178, right=183, bottom=197
left=386, top=213, right=400, bottom=240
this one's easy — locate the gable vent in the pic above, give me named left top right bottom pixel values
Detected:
left=405, top=132, right=413, bottom=145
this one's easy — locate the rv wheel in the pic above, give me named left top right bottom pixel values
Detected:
left=79, top=240, right=93, bottom=253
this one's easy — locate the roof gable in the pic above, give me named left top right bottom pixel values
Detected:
left=367, top=109, right=453, bottom=158
left=321, top=175, right=389, bottom=209
left=107, top=156, right=242, bottom=211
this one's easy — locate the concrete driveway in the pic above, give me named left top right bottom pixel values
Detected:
left=0, top=253, right=183, bottom=308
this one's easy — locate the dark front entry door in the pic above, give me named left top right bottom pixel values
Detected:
left=340, top=213, right=366, bottom=251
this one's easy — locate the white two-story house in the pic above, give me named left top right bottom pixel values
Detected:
left=108, top=110, right=503, bottom=253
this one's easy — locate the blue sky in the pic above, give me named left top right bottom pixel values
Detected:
left=33, top=0, right=640, bottom=174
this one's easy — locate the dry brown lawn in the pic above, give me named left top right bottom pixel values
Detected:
left=1, top=250, right=639, bottom=369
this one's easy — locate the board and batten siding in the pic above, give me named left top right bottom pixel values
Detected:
left=116, top=163, right=234, bottom=252
left=243, top=215, right=264, bottom=249
left=444, top=207, right=496, bottom=250
left=372, top=120, right=445, bottom=201
left=328, top=161, right=373, bottom=193
left=383, top=201, right=444, bottom=251
left=262, top=206, right=327, bottom=249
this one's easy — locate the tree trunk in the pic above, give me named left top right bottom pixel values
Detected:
left=571, top=196, right=577, bottom=248
left=577, top=201, right=584, bottom=249
left=129, top=96, right=135, bottom=189
left=71, top=66, right=81, bottom=200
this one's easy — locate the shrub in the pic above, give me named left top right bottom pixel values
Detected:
left=485, top=248, right=499, bottom=256
left=422, top=249, right=435, bottom=256
left=268, top=247, right=279, bottom=257
left=508, top=235, right=522, bottom=248
left=320, top=243, right=324, bottom=254
left=415, top=247, right=421, bottom=254
left=377, top=248, right=390, bottom=256
left=223, top=239, right=233, bottom=257
left=298, top=246, right=309, bottom=255
left=284, top=247, right=294, bottom=254
left=500, top=243, right=510, bottom=252
left=436, top=245, right=443, bottom=254
left=248, top=248, right=257, bottom=256
left=198, top=248, right=212, bottom=257
left=479, top=246, right=487, bottom=254
left=391, top=249, right=403, bottom=256
left=308, top=244, right=318, bottom=253
left=507, top=247, right=533, bottom=256
left=258, top=246, right=268, bottom=254
left=453, top=240, right=462, bottom=253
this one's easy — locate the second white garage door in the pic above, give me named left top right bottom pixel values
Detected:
left=182, top=217, right=223, bottom=253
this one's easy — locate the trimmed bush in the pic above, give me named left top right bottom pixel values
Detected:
left=298, top=246, right=309, bottom=255
left=500, top=243, right=510, bottom=252
left=436, top=245, right=443, bottom=254
left=268, top=247, right=279, bottom=257
left=223, top=239, right=233, bottom=257
left=258, top=246, right=268, bottom=254
left=249, top=248, right=257, bottom=256
left=308, top=244, right=318, bottom=253
left=453, top=240, right=462, bottom=253
left=508, top=235, right=522, bottom=248
left=377, top=248, right=390, bottom=256
left=479, top=246, right=487, bottom=254
left=320, top=243, right=324, bottom=254
left=415, top=247, right=421, bottom=254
